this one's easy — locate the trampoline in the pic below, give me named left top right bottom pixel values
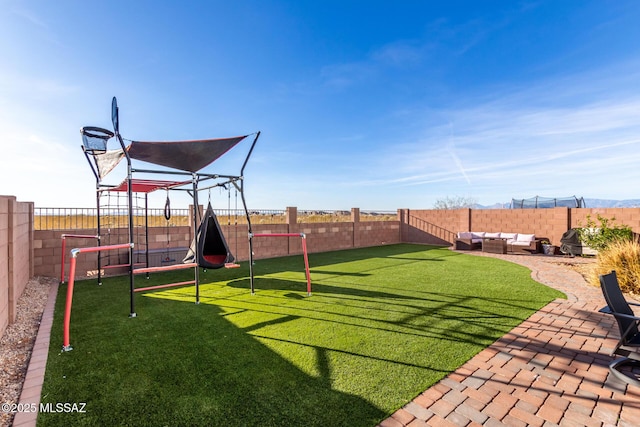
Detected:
left=510, top=195, right=585, bottom=209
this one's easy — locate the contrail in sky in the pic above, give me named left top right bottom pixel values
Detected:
left=446, top=122, right=471, bottom=184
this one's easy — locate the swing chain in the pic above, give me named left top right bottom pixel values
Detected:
left=164, top=190, right=171, bottom=221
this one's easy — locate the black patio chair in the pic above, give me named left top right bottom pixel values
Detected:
left=599, top=270, right=640, bottom=387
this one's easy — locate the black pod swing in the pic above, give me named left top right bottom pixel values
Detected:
left=183, top=202, right=235, bottom=269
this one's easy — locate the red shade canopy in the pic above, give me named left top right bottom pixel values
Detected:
left=108, top=179, right=191, bottom=193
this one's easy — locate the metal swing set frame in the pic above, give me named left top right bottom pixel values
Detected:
left=62, top=97, right=309, bottom=351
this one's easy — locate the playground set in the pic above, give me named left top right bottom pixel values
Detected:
left=62, top=97, right=311, bottom=351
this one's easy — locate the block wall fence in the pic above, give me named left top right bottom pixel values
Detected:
left=5, top=196, right=640, bottom=336
left=0, top=196, right=34, bottom=338
left=400, top=207, right=640, bottom=246
left=34, top=207, right=403, bottom=282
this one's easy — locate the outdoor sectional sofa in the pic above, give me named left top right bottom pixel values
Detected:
left=455, top=231, right=541, bottom=254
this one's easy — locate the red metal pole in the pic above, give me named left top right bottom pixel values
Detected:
left=301, top=236, right=312, bottom=296
left=60, top=234, right=99, bottom=284
left=252, top=233, right=302, bottom=237
left=74, top=243, right=131, bottom=254
left=133, top=263, right=198, bottom=275
left=134, top=280, right=197, bottom=293
left=252, top=232, right=311, bottom=295
left=62, top=255, right=77, bottom=351
left=62, top=243, right=132, bottom=351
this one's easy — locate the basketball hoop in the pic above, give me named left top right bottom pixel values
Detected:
left=81, top=126, right=114, bottom=154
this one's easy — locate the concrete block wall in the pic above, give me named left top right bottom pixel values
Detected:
left=249, top=224, right=292, bottom=259
left=570, top=208, right=640, bottom=236
left=354, top=221, right=401, bottom=247
left=538, top=208, right=572, bottom=244
left=404, top=207, right=640, bottom=247
left=148, top=226, right=192, bottom=251
left=33, top=208, right=403, bottom=280
left=0, top=198, right=9, bottom=336
left=0, top=196, right=34, bottom=337
left=36, top=226, right=194, bottom=282
left=27, top=204, right=640, bottom=288
left=399, top=209, right=463, bottom=245
left=469, top=208, right=566, bottom=243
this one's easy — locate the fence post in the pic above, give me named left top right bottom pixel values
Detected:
left=28, top=202, right=34, bottom=278
left=397, top=209, right=409, bottom=242
left=351, top=208, right=360, bottom=247
left=351, top=208, right=360, bottom=223
left=285, top=207, right=297, bottom=226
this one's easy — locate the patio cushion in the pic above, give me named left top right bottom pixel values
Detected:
left=471, top=232, right=485, bottom=243
left=456, top=231, right=539, bottom=253
left=517, top=233, right=535, bottom=242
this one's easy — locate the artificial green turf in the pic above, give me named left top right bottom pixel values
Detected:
left=38, top=244, right=564, bottom=426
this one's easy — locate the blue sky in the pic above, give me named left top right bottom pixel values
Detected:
left=2, top=1, right=640, bottom=210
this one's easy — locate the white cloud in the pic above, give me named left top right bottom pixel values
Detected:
left=319, top=61, right=375, bottom=89
left=11, top=8, right=49, bottom=29
left=371, top=41, right=426, bottom=66
left=347, top=63, right=640, bottom=205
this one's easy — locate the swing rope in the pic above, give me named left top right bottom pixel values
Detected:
left=162, top=191, right=175, bottom=264
left=224, top=184, right=241, bottom=269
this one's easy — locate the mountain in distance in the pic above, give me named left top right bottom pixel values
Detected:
left=476, top=199, right=640, bottom=209
left=582, top=199, right=640, bottom=208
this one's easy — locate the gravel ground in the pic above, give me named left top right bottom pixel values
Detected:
left=545, top=255, right=597, bottom=283
left=0, top=276, right=53, bottom=427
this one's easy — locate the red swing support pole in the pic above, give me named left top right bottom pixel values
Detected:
left=62, top=243, right=134, bottom=352
left=249, top=233, right=312, bottom=296
left=60, top=234, right=100, bottom=284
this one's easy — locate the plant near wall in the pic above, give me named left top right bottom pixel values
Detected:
left=577, top=214, right=633, bottom=251
left=433, top=196, right=478, bottom=210
left=591, top=239, right=640, bottom=294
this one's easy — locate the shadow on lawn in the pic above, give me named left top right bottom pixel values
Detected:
left=249, top=243, right=454, bottom=275
left=41, top=288, right=387, bottom=427
left=225, top=277, right=537, bottom=350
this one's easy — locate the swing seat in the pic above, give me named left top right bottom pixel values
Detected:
left=184, top=204, right=236, bottom=270
left=203, top=254, right=228, bottom=266
left=224, top=262, right=241, bottom=269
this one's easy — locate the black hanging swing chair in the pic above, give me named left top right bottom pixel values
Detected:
left=183, top=203, right=236, bottom=269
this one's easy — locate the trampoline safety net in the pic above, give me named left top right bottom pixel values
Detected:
left=510, top=196, right=585, bottom=209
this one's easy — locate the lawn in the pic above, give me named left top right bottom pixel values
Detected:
left=39, top=244, right=564, bottom=426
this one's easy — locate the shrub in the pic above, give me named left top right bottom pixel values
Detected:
left=577, top=214, right=633, bottom=251
left=591, top=239, right=640, bottom=294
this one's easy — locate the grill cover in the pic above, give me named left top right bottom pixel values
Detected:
left=560, top=229, right=582, bottom=256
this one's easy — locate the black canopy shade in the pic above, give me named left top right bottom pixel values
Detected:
left=127, top=136, right=248, bottom=173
